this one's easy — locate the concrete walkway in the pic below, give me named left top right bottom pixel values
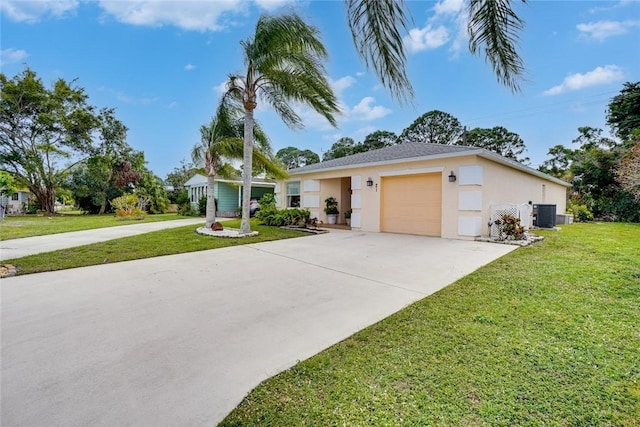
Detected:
left=0, top=218, right=208, bottom=260
left=1, top=230, right=517, bottom=426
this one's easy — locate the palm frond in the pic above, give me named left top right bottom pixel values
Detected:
left=346, top=0, right=414, bottom=105
left=251, top=148, right=289, bottom=180
left=468, top=0, right=526, bottom=93
left=242, top=13, right=339, bottom=128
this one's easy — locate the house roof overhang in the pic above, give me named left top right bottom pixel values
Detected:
left=286, top=148, right=571, bottom=188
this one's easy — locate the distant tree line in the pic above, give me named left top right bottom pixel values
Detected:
left=276, top=109, right=530, bottom=167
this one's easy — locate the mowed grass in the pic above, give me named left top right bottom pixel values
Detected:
left=4, top=220, right=308, bottom=275
left=0, top=213, right=189, bottom=240
left=220, top=223, right=640, bottom=426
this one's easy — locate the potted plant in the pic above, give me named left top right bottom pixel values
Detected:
left=344, top=209, right=352, bottom=226
left=324, top=197, right=339, bottom=225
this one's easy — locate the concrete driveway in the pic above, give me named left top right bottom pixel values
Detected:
left=1, top=230, right=516, bottom=426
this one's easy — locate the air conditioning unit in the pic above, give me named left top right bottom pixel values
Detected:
left=533, top=204, right=557, bottom=228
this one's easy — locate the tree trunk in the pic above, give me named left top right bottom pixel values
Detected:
left=32, top=185, right=56, bottom=215
left=205, top=173, right=217, bottom=228
left=240, top=107, right=255, bottom=234
left=98, top=192, right=107, bottom=215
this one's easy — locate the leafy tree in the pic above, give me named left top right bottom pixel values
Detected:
left=165, top=159, right=197, bottom=204
left=537, top=82, right=640, bottom=222
left=0, top=170, right=17, bottom=219
left=606, top=81, right=640, bottom=143
left=192, top=102, right=286, bottom=228
left=463, top=126, right=529, bottom=163
left=68, top=147, right=148, bottom=214
left=346, top=0, right=526, bottom=103
left=135, top=168, right=170, bottom=214
left=0, top=69, right=99, bottom=214
left=359, top=130, right=398, bottom=152
left=323, top=137, right=357, bottom=161
left=276, top=146, right=320, bottom=169
left=398, top=110, right=463, bottom=145
left=222, top=13, right=339, bottom=234
left=68, top=108, right=138, bottom=214
left=616, top=138, right=640, bottom=200
left=0, top=171, right=17, bottom=197
left=538, top=145, right=575, bottom=179
left=569, top=127, right=639, bottom=221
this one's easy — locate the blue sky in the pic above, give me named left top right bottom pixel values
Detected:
left=2, top=0, right=639, bottom=179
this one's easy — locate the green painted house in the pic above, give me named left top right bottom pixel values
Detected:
left=184, top=174, right=275, bottom=217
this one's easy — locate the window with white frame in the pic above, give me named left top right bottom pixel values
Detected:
left=286, top=181, right=300, bottom=207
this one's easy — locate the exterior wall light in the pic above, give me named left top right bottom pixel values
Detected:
left=366, top=177, right=374, bottom=187
left=448, top=171, right=457, bottom=182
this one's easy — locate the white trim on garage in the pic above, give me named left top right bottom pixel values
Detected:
left=378, top=166, right=445, bottom=177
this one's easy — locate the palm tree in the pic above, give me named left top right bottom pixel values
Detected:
left=346, top=0, right=526, bottom=103
left=192, top=102, right=286, bottom=228
left=222, top=13, right=340, bottom=234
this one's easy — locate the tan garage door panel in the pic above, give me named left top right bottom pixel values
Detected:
left=381, top=173, right=442, bottom=236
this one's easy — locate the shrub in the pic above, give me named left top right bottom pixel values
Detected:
left=178, top=203, right=196, bottom=216
left=257, top=206, right=311, bottom=227
left=259, top=193, right=276, bottom=209
left=198, top=195, right=207, bottom=216
left=111, top=194, right=147, bottom=220
left=567, top=203, right=594, bottom=222
left=496, top=213, right=525, bottom=240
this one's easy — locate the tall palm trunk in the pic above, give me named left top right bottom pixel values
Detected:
left=241, top=106, right=255, bottom=234
left=205, top=173, right=217, bottom=228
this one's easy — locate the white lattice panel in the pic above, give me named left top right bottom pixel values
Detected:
left=490, top=203, right=532, bottom=239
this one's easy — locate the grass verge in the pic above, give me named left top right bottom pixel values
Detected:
left=0, top=213, right=192, bottom=240
left=220, top=223, right=640, bottom=426
left=4, top=220, right=308, bottom=275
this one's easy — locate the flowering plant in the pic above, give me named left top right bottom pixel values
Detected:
left=499, top=213, right=525, bottom=240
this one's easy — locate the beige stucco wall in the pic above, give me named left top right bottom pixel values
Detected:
left=279, top=154, right=569, bottom=239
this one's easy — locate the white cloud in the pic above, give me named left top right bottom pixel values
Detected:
left=252, top=0, right=293, bottom=11
left=589, top=0, right=633, bottom=14
left=448, top=7, right=469, bottom=58
left=433, top=0, right=465, bottom=16
left=212, top=80, right=228, bottom=94
left=330, top=76, right=356, bottom=96
left=404, top=0, right=467, bottom=56
left=404, top=25, right=450, bottom=53
left=349, top=97, right=391, bottom=121
left=543, top=65, right=624, bottom=96
left=0, top=48, right=29, bottom=66
left=98, top=0, right=246, bottom=32
left=0, top=0, right=78, bottom=23
left=184, top=63, right=196, bottom=71
left=577, top=20, right=640, bottom=41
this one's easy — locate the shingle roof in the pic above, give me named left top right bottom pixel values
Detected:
left=287, top=142, right=571, bottom=187
left=289, top=143, right=477, bottom=173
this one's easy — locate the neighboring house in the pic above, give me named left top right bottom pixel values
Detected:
left=184, top=174, right=276, bottom=217
left=0, top=190, right=32, bottom=214
left=276, top=143, right=571, bottom=240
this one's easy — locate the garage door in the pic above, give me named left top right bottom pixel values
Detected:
left=380, top=173, right=442, bottom=236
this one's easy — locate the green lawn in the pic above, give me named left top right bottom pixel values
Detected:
left=4, top=219, right=308, bottom=275
left=0, top=213, right=191, bottom=240
left=220, top=223, right=640, bottom=426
